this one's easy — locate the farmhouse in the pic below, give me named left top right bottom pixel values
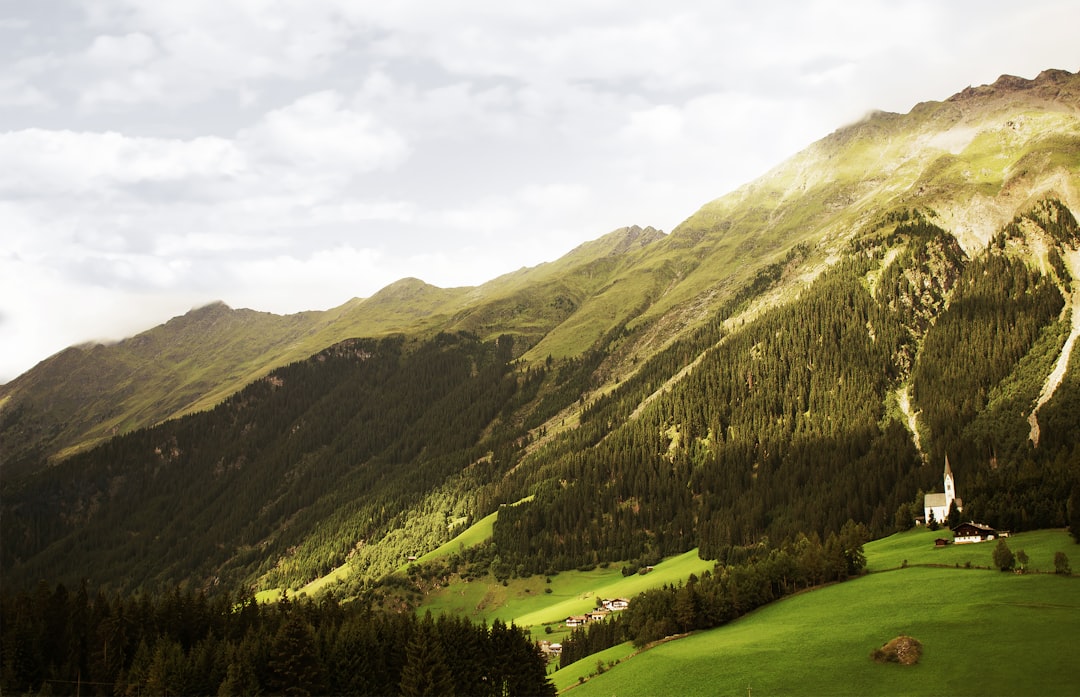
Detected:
left=539, top=641, right=562, bottom=657
left=565, top=615, right=589, bottom=627
left=923, top=456, right=962, bottom=525
left=601, top=598, right=630, bottom=611
left=952, top=521, right=998, bottom=544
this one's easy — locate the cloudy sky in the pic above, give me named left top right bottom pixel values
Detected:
left=1, top=1, right=1076, bottom=382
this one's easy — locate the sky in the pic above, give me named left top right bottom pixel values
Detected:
left=1, top=1, right=1077, bottom=382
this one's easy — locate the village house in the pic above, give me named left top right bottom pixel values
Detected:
left=587, top=610, right=610, bottom=622
left=565, top=615, right=589, bottom=628
left=952, top=521, right=1000, bottom=544
left=601, top=598, right=630, bottom=611
left=538, top=641, right=562, bottom=657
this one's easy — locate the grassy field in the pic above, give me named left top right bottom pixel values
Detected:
left=420, top=549, right=716, bottom=629
left=564, top=531, right=1080, bottom=696
left=864, top=527, right=1074, bottom=572
left=550, top=641, right=640, bottom=692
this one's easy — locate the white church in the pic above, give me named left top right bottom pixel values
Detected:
left=923, top=456, right=962, bottom=525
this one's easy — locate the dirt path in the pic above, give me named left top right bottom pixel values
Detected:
left=1029, top=247, right=1080, bottom=445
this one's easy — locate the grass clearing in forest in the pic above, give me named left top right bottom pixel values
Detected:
left=420, top=549, right=715, bottom=628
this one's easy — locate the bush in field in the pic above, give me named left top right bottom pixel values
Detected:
left=1054, top=551, right=1071, bottom=575
left=993, top=539, right=1015, bottom=572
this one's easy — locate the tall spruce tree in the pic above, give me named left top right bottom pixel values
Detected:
left=399, top=612, right=455, bottom=697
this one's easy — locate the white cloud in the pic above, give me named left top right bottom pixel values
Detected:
left=238, top=91, right=410, bottom=177
left=85, top=32, right=158, bottom=65
left=72, top=0, right=357, bottom=107
left=0, top=76, right=52, bottom=108
left=225, top=245, right=391, bottom=311
left=621, top=105, right=684, bottom=144
left=0, top=129, right=244, bottom=194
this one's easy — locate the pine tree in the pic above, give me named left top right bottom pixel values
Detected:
left=946, top=500, right=961, bottom=530
left=268, top=611, right=325, bottom=696
left=399, top=612, right=455, bottom=697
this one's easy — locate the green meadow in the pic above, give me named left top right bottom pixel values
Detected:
left=562, top=530, right=1080, bottom=696
left=420, top=549, right=715, bottom=628
left=550, top=641, right=639, bottom=692
left=865, top=527, right=1073, bottom=572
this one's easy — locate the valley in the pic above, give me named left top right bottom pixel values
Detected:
left=2, top=69, right=1079, bottom=696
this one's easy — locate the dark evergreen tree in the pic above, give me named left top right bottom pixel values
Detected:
left=399, top=612, right=455, bottom=697
left=268, top=611, right=326, bottom=696
left=992, top=539, right=1015, bottom=572
left=946, top=500, right=961, bottom=530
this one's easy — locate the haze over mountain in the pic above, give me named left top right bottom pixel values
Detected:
left=2, top=70, right=1079, bottom=601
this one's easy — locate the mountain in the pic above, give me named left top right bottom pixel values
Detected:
left=0, top=224, right=663, bottom=474
left=2, top=70, right=1079, bottom=596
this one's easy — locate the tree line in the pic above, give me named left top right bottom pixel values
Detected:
left=0, top=582, right=553, bottom=696
left=559, top=522, right=870, bottom=667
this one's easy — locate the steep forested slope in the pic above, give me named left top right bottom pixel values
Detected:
left=2, top=332, right=533, bottom=592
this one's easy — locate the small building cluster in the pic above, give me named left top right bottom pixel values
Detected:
left=565, top=598, right=630, bottom=627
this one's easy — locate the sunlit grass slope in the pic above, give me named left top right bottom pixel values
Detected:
left=569, top=530, right=1080, bottom=696
left=865, top=527, right=1073, bottom=572
left=421, top=549, right=715, bottom=628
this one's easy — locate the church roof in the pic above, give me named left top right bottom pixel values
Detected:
left=924, top=493, right=947, bottom=507
left=944, top=455, right=953, bottom=478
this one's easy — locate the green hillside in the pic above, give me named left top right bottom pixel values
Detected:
left=565, top=530, right=1080, bottom=696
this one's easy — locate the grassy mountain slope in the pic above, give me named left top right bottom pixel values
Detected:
left=575, top=70, right=1079, bottom=383
left=0, top=226, right=663, bottom=472
left=566, top=530, right=1080, bottom=697
left=2, top=70, right=1079, bottom=599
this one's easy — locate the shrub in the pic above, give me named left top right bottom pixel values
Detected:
left=1054, top=551, right=1071, bottom=575
left=992, top=539, right=1015, bottom=572
left=871, top=636, right=923, bottom=665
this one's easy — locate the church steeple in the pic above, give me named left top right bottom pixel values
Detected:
left=943, top=455, right=955, bottom=510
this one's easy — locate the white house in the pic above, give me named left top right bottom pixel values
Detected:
left=923, top=456, right=962, bottom=525
left=952, top=521, right=997, bottom=544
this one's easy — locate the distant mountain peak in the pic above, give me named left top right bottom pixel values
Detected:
left=366, top=277, right=444, bottom=304
left=947, top=67, right=1079, bottom=103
